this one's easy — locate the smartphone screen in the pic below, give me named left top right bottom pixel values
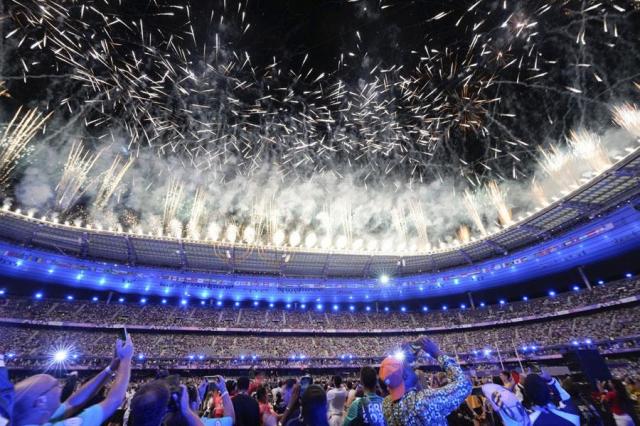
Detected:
left=118, top=327, right=128, bottom=341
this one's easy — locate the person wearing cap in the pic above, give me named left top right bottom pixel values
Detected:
left=12, top=335, right=133, bottom=426
left=380, top=337, right=471, bottom=426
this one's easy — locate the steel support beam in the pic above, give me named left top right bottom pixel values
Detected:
left=485, top=239, right=508, bottom=255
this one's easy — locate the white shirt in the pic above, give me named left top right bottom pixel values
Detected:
left=326, top=386, right=348, bottom=416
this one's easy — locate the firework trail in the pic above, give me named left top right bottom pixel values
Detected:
left=463, top=189, right=486, bottom=235
left=162, top=178, right=184, bottom=234
left=95, top=155, right=134, bottom=209
left=486, top=181, right=512, bottom=227
left=0, top=107, right=50, bottom=186
left=55, top=141, right=102, bottom=212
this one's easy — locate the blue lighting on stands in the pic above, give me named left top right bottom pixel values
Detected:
left=76, top=273, right=83, bottom=280
left=522, top=296, right=528, bottom=301
left=269, top=303, right=274, bottom=308
left=161, top=299, right=167, bottom=304
left=316, top=303, right=324, bottom=311
left=140, top=298, right=147, bottom=304
left=118, top=297, right=124, bottom=303
left=384, top=306, right=389, bottom=312
left=253, top=301, right=259, bottom=307
left=572, top=340, right=579, bottom=346
left=48, top=268, right=54, bottom=274
left=597, top=280, right=604, bottom=285
left=333, top=304, right=339, bottom=311
left=99, top=277, right=106, bottom=285
left=442, top=305, right=448, bottom=311
left=572, top=285, right=580, bottom=291
left=585, top=339, right=592, bottom=344
left=349, top=305, right=355, bottom=312
left=180, top=299, right=187, bottom=306
left=235, top=301, right=240, bottom=307
left=138, top=353, right=145, bottom=360
left=422, top=306, right=428, bottom=312
left=379, top=274, right=389, bottom=284
left=35, top=292, right=42, bottom=299
left=16, top=260, right=22, bottom=267
left=499, top=299, right=506, bottom=305
left=66, top=295, right=74, bottom=301
left=479, top=302, right=485, bottom=308
left=200, top=300, right=206, bottom=306
left=400, top=306, right=406, bottom=312
left=286, top=303, right=291, bottom=309
left=92, top=296, right=98, bottom=302
left=626, top=273, right=633, bottom=278
left=365, top=306, right=371, bottom=312
left=460, top=304, right=466, bottom=310
left=549, top=290, right=556, bottom=297
left=300, top=304, right=306, bottom=309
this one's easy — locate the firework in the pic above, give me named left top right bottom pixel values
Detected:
left=187, top=187, right=206, bottom=240
left=486, top=181, right=512, bottom=227
left=95, top=155, right=134, bottom=209
left=568, top=130, right=611, bottom=172
left=162, top=178, right=184, bottom=234
left=612, top=103, right=640, bottom=138
left=55, top=141, right=103, bottom=212
left=0, top=107, right=51, bottom=186
left=463, top=189, right=487, bottom=235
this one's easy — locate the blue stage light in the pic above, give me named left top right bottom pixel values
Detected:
left=460, top=304, right=466, bottom=310
left=365, top=306, right=371, bottom=312
left=253, top=301, right=259, bottom=307
left=316, top=303, right=323, bottom=311
left=422, top=306, right=428, bottom=312
left=379, top=274, right=390, bottom=284
left=499, top=299, right=506, bottom=305
left=349, top=305, right=355, bottom=311
left=479, top=302, right=485, bottom=307
left=118, top=297, right=125, bottom=303
left=400, top=306, right=406, bottom=312
left=161, top=299, right=167, bottom=304
left=269, top=303, right=274, bottom=308
left=597, top=280, right=604, bottom=285
left=200, top=300, right=205, bottom=306
left=35, top=292, right=43, bottom=299
left=442, top=305, right=448, bottom=311
left=522, top=296, right=528, bottom=301
left=66, top=295, right=74, bottom=301
left=548, top=290, right=556, bottom=297
left=572, top=285, right=580, bottom=291
left=140, top=298, right=146, bottom=304
left=333, top=304, right=339, bottom=311
left=384, top=306, right=389, bottom=312
left=626, top=273, right=633, bottom=278
left=300, top=303, right=306, bottom=309
left=180, top=299, right=187, bottom=306
left=286, top=303, right=291, bottom=309
left=92, top=296, right=98, bottom=302
left=235, top=301, right=241, bottom=307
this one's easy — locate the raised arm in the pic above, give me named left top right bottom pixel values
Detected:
left=177, top=384, right=205, bottom=426
left=98, top=335, right=133, bottom=419
left=63, top=358, right=119, bottom=412
left=214, top=376, right=235, bottom=422
left=413, top=338, right=472, bottom=414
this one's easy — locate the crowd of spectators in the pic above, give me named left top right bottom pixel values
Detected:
left=1, top=277, right=637, bottom=331
left=2, top=302, right=640, bottom=370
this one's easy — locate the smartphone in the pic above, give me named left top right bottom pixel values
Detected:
left=118, top=327, right=128, bottom=341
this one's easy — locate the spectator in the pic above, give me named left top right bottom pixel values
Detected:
left=343, top=366, right=386, bottom=426
left=257, top=385, right=277, bottom=426
left=327, top=375, right=348, bottom=426
left=380, top=338, right=471, bottom=426
left=596, top=379, right=638, bottom=426
left=524, top=372, right=579, bottom=425
left=287, top=384, right=329, bottom=426
left=232, top=376, right=260, bottom=426
left=0, top=354, right=13, bottom=426
left=12, top=335, right=133, bottom=426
